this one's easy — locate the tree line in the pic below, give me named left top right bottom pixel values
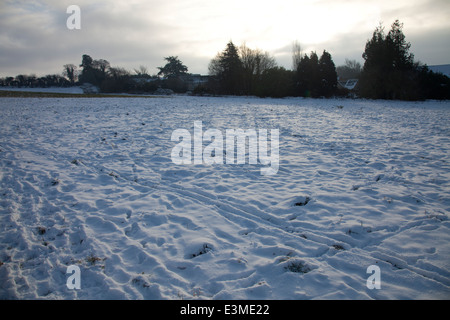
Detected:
left=205, top=41, right=338, bottom=98
left=204, top=20, right=449, bottom=100
left=1, top=20, right=448, bottom=100
left=358, top=20, right=449, bottom=100
left=0, top=54, right=193, bottom=94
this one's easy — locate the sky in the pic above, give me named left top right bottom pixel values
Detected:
left=1, top=0, right=449, bottom=77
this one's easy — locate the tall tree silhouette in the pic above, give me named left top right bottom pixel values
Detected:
left=157, top=56, right=188, bottom=78
left=78, top=54, right=110, bottom=86
left=359, top=20, right=419, bottom=100
left=209, top=41, right=243, bottom=95
left=296, top=51, right=337, bottom=97
left=239, top=43, right=277, bottom=95
left=319, top=50, right=337, bottom=97
left=63, top=64, right=78, bottom=84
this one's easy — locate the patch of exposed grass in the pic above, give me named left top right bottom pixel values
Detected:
left=86, top=254, right=103, bottom=265
left=285, top=260, right=311, bottom=274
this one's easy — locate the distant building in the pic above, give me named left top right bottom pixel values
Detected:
left=338, top=79, right=358, bottom=91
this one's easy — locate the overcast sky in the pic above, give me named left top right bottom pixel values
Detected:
left=1, top=0, right=449, bottom=77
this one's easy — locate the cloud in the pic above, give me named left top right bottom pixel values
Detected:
left=0, top=0, right=179, bottom=76
left=0, top=0, right=449, bottom=77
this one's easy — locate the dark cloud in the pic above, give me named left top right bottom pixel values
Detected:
left=1, top=0, right=449, bottom=77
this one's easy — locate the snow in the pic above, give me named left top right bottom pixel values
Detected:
left=0, top=95, right=449, bottom=300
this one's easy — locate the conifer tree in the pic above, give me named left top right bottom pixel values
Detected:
left=319, top=50, right=337, bottom=97
left=296, top=51, right=337, bottom=97
left=209, top=41, right=243, bottom=95
left=359, top=20, right=419, bottom=100
left=157, top=56, right=188, bottom=78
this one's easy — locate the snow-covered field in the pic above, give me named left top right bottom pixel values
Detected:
left=0, top=95, right=449, bottom=299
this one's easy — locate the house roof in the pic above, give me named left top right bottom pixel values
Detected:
left=338, top=79, right=358, bottom=90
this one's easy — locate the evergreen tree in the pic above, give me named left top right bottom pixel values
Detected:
left=80, top=54, right=93, bottom=70
left=208, top=41, right=243, bottom=95
left=255, top=67, right=295, bottom=98
left=296, top=53, right=313, bottom=97
left=386, top=20, right=414, bottom=71
left=417, top=65, right=450, bottom=100
left=319, top=50, right=337, bottom=97
left=359, top=20, right=420, bottom=100
left=296, top=51, right=337, bottom=97
left=157, top=56, right=188, bottom=78
left=78, top=54, right=110, bottom=87
left=308, top=52, right=320, bottom=97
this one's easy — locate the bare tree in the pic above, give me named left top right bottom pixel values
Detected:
left=134, top=65, right=149, bottom=77
left=208, top=52, right=222, bottom=77
left=63, top=64, right=78, bottom=84
left=336, top=59, right=362, bottom=81
left=239, top=43, right=276, bottom=76
left=93, top=59, right=110, bottom=74
left=108, top=67, right=130, bottom=78
left=239, top=43, right=277, bottom=94
left=239, top=43, right=257, bottom=74
left=292, top=40, right=302, bottom=71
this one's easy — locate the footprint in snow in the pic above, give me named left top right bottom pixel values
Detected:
left=294, top=196, right=311, bottom=206
left=186, top=243, right=213, bottom=259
